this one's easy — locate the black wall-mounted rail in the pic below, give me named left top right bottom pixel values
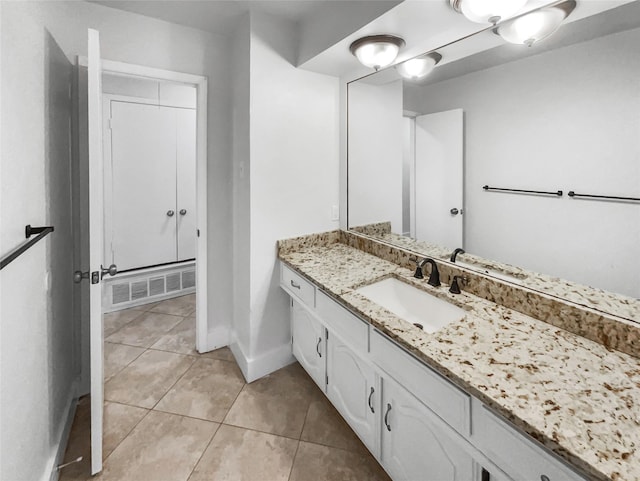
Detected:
left=568, top=191, right=640, bottom=202
left=0, top=225, right=54, bottom=271
left=483, top=185, right=563, bottom=196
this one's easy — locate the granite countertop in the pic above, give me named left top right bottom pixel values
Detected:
left=279, top=242, right=640, bottom=481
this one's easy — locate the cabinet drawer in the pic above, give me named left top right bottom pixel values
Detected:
left=370, top=329, right=471, bottom=436
left=281, top=264, right=315, bottom=308
left=316, top=290, right=368, bottom=354
left=473, top=402, right=586, bottom=481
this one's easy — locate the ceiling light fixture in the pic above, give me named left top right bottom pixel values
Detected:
left=494, top=0, right=576, bottom=47
left=449, top=0, right=527, bottom=24
left=349, top=35, right=406, bottom=71
left=396, top=52, right=443, bottom=80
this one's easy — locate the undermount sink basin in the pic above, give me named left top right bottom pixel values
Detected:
left=355, top=277, right=465, bottom=333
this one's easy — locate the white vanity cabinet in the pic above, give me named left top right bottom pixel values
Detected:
left=291, top=300, right=326, bottom=390
left=326, top=331, right=378, bottom=454
left=279, top=261, right=587, bottom=481
left=380, top=374, right=475, bottom=481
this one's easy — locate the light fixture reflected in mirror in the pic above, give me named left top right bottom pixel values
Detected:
left=349, top=35, right=406, bottom=71
left=495, top=0, right=576, bottom=47
left=449, top=0, right=527, bottom=24
left=396, top=52, right=442, bottom=80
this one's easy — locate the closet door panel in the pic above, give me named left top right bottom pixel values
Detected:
left=176, top=108, right=197, bottom=261
left=110, top=101, right=177, bottom=270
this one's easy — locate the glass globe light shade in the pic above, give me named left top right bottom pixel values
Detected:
left=457, top=0, right=527, bottom=24
left=396, top=53, right=442, bottom=80
left=350, top=35, right=405, bottom=71
left=496, top=7, right=568, bottom=46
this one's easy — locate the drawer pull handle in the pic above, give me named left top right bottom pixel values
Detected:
left=540, top=476, right=550, bottom=481
left=316, top=337, right=322, bottom=357
left=290, top=280, right=301, bottom=289
left=368, top=387, right=375, bottom=413
left=384, top=403, right=392, bottom=431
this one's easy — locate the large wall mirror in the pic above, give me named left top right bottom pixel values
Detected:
left=347, top=0, right=639, bottom=322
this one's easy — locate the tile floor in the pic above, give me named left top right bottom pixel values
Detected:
left=59, top=294, right=390, bottom=481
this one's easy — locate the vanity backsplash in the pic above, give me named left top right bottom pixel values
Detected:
left=279, top=229, right=640, bottom=359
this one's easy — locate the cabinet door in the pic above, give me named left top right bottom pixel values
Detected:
left=381, top=376, right=474, bottom=481
left=326, top=332, right=378, bottom=454
left=291, top=301, right=325, bottom=390
left=176, top=108, right=196, bottom=261
left=110, top=102, right=177, bottom=270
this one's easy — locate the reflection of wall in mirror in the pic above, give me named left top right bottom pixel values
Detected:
left=349, top=80, right=403, bottom=231
left=404, top=27, right=640, bottom=297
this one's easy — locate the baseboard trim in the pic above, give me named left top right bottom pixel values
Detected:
left=230, top=341, right=295, bottom=383
left=198, top=325, right=230, bottom=353
left=45, top=379, right=79, bottom=481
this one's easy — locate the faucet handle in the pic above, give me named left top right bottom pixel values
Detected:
left=410, top=257, right=425, bottom=279
left=449, top=275, right=468, bottom=294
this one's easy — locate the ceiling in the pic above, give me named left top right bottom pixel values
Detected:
left=90, top=0, right=353, bottom=37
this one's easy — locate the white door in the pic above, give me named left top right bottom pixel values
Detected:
left=414, top=109, right=464, bottom=250
left=381, top=376, right=474, bottom=481
left=291, top=300, right=326, bottom=390
left=109, top=102, right=177, bottom=270
left=326, top=332, right=378, bottom=455
left=176, top=108, right=197, bottom=261
left=88, top=28, right=107, bottom=475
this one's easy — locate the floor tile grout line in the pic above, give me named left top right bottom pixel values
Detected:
left=218, top=420, right=305, bottom=443
left=145, top=345, right=237, bottom=363
left=185, top=421, right=222, bottom=481
left=103, top=344, right=147, bottom=384
left=219, top=376, right=248, bottom=425
left=287, top=439, right=302, bottom=481
left=148, top=350, right=198, bottom=412
left=102, top=404, right=154, bottom=465
left=285, top=395, right=314, bottom=481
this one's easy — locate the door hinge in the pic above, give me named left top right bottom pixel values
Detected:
left=197, top=229, right=200, bottom=237
left=325, top=373, right=328, bottom=386
left=108, top=117, right=113, bottom=130
left=325, top=330, right=329, bottom=340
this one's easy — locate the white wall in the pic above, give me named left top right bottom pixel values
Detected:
left=404, top=28, right=640, bottom=297
left=230, top=11, right=340, bottom=381
left=231, top=13, right=252, bottom=371
left=1, top=6, right=76, bottom=480
left=348, top=80, right=404, bottom=232
left=1, top=2, right=233, bottom=479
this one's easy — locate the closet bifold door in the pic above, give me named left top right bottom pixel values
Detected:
left=110, top=102, right=178, bottom=270
left=176, top=108, right=197, bottom=262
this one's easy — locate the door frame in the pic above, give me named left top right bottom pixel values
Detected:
left=79, top=57, right=209, bottom=353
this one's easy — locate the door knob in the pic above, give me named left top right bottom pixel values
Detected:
left=179, top=209, right=187, bottom=215
left=73, top=270, right=89, bottom=283
left=101, top=264, right=118, bottom=279
left=167, top=210, right=175, bottom=217
left=450, top=207, right=460, bottom=215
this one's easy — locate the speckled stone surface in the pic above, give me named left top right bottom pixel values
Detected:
left=341, top=230, right=640, bottom=359
left=350, top=224, right=640, bottom=322
left=279, top=238, right=640, bottom=481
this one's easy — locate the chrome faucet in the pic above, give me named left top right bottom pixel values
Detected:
left=450, top=248, right=465, bottom=263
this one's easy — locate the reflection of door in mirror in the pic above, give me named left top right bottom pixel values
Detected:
left=405, top=109, right=464, bottom=250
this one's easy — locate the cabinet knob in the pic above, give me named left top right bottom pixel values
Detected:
left=540, top=476, right=550, bottom=481
left=167, top=210, right=175, bottom=217
left=179, top=209, right=187, bottom=215
left=384, top=403, right=392, bottom=431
